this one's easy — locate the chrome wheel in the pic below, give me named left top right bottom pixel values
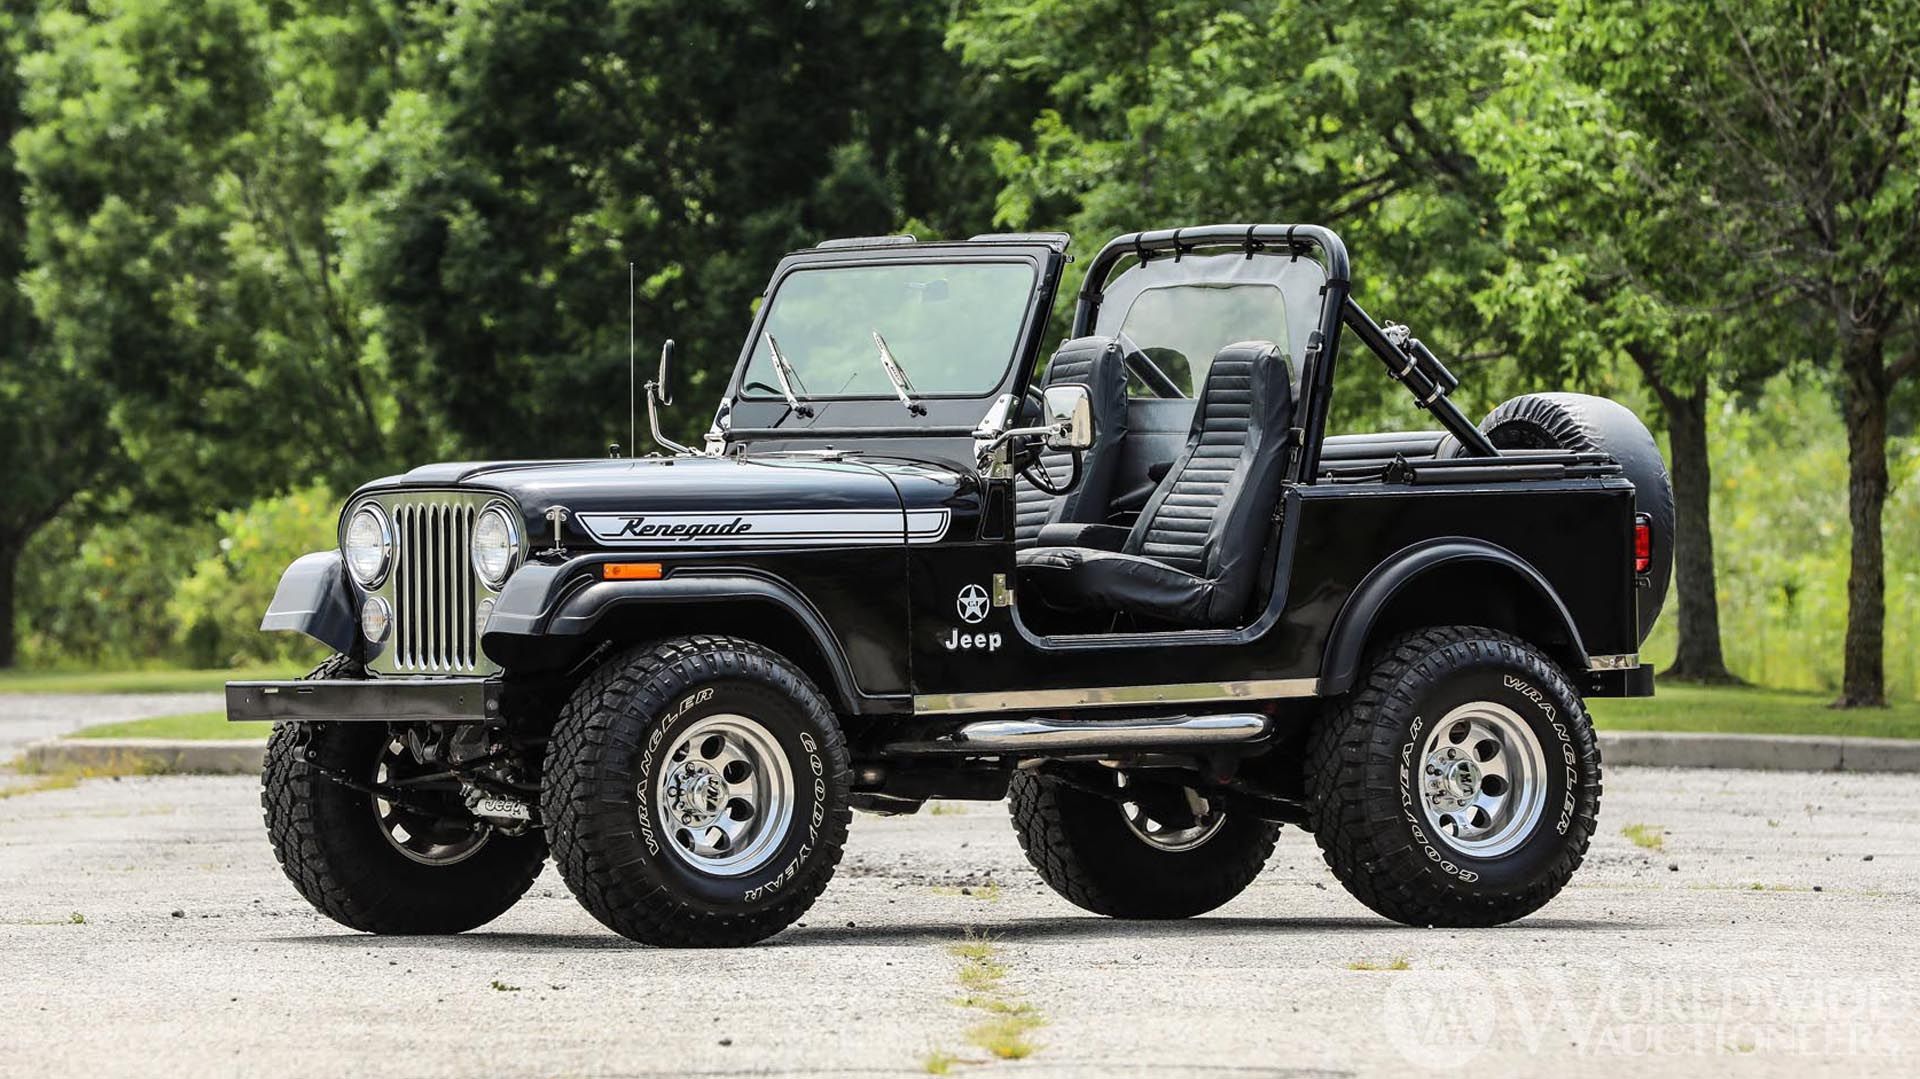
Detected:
left=1117, top=773, right=1227, bottom=853
left=1416, top=701, right=1548, bottom=858
left=650, top=713, right=795, bottom=877
left=371, top=737, right=490, bottom=866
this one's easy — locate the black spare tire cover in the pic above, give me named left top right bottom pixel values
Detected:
left=1476, top=392, right=1674, bottom=644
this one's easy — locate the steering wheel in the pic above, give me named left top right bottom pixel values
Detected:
left=1015, top=386, right=1083, bottom=496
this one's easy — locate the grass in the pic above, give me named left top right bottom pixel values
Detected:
left=933, top=930, right=1046, bottom=1065
left=1346, top=956, right=1411, bottom=971
left=1, top=754, right=177, bottom=799
left=70, top=711, right=269, bottom=741
left=1621, top=823, right=1667, bottom=851
left=1588, top=683, right=1920, bottom=739
left=0, top=665, right=300, bottom=696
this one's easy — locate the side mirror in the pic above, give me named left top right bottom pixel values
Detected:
left=1042, top=384, right=1094, bottom=450
left=652, top=339, right=675, bottom=406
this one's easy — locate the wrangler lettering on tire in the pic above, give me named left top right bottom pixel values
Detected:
left=1306, top=626, right=1602, bottom=927
left=540, top=635, right=852, bottom=947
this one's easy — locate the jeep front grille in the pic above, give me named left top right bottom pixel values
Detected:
left=391, top=500, right=480, bottom=672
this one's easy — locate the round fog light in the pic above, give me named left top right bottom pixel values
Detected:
left=474, top=597, right=496, bottom=639
left=360, top=595, right=392, bottom=643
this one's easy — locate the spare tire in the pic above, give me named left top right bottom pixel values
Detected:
left=1476, top=393, right=1674, bottom=644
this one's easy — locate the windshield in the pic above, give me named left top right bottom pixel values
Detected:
left=740, top=261, right=1036, bottom=400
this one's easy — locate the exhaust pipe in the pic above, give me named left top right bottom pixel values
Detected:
left=887, top=713, right=1271, bottom=756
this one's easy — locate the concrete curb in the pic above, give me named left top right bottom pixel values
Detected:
left=14, top=731, right=1920, bottom=777
left=1597, top=730, right=1920, bottom=773
left=18, top=738, right=265, bottom=776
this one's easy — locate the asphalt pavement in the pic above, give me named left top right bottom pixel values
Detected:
left=1, top=760, right=1914, bottom=1078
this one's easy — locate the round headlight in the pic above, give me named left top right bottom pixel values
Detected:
left=360, top=595, right=392, bottom=643
left=472, top=506, right=519, bottom=587
left=344, top=506, right=391, bottom=586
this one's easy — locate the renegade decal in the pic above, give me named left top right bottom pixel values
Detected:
left=577, top=509, right=950, bottom=547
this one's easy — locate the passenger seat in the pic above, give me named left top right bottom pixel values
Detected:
left=1013, top=336, right=1131, bottom=547
left=1017, top=341, right=1294, bottom=628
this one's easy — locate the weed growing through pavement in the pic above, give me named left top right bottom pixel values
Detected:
left=1621, top=823, right=1666, bottom=850
left=1347, top=956, right=1411, bottom=971
left=922, top=929, right=1046, bottom=1068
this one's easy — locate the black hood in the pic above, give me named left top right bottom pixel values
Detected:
left=352, top=453, right=972, bottom=551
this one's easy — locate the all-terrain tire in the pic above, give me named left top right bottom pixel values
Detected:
left=1009, top=770, right=1279, bottom=918
left=1306, top=626, right=1601, bottom=927
left=541, top=636, right=852, bottom=947
left=261, top=658, right=549, bottom=934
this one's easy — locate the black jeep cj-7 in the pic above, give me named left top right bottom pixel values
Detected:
left=230, top=223, right=1673, bottom=946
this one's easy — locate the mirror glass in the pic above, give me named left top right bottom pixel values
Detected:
left=654, top=339, right=675, bottom=405
left=1042, top=384, right=1094, bottom=450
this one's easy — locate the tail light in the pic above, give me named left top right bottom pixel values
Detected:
left=1633, top=513, right=1652, bottom=575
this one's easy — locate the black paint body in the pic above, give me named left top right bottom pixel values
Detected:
left=245, top=226, right=1652, bottom=738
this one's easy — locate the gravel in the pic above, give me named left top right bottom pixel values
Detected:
left=1, top=767, right=1915, bottom=1077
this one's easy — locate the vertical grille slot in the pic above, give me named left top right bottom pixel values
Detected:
left=388, top=498, right=482, bottom=673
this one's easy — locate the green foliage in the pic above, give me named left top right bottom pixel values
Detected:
left=13, top=502, right=216, bottom=668
left=1636, top=377, right=1920, bottom=697
left=167, top=485, right=337, bottom=668
left=16, top=486, right=332, bottom=670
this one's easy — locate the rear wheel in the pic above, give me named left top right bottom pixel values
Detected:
left=1306, top=626, right=1601, bottom=927
left=1009, top=768, right=1278, bottom=918
left=541, top=636, right=852, bottom=947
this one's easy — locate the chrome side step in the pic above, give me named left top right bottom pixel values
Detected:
left=887, top=713, right=1272, bottom=756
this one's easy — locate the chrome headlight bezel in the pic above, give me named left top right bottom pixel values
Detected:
left=471, top=503, right=521, bottom=588
left=343, top=504, right=393, bottom=588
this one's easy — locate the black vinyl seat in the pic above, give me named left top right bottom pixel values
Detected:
left=1016, top=340, right=1294, bottom=628
left=1013, top=336, right=1131, bottom=548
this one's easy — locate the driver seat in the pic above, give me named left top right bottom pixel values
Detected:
left=1016, top=340, right=1294, bottom=628
left=1013, top=336, right=1131, bottom=548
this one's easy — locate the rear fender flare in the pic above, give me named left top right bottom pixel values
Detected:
left=1319, top=538, right=1587, bottom=695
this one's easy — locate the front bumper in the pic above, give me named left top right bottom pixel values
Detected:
left=226, top=678, right=500, bottom=725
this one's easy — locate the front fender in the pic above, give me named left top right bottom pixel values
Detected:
left=260, top=550, right=357, bottom=655
left=1318, top=538, right=1588, bottom=695
left=484, top=558, right=870, bottom=711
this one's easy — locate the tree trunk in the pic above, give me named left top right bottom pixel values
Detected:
left=0, top=539, right=18, bottom=670
left=1838, top=337, right=1889, bottom=708
left=1660, top=386, right=1739, bottom=683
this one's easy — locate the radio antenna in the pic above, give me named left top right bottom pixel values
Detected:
left=627, top=260, right=636, bottom=458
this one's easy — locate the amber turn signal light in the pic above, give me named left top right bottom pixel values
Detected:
left=602, top=562, right=664, bottom=581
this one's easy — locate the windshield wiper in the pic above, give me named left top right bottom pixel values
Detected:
left=870, top=328, right=927, bottom=416
left=761, top=333, right=814, bottom=417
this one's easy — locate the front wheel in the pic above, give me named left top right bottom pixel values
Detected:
left=262, top=720, right=548, bottom=935
left=541, top=636, right=852, bottom=947
left=1306, top=626, right=1601, bottom=927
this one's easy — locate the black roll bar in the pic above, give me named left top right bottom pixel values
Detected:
left=1071, top=222, right=1495, bottom=478
left=1342, top=301, right=1498, bottom=459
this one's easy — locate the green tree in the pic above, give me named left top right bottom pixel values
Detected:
left=950, top=0, right=1513, bottom=376
left=367, top=0, right=1030, bottom=454
left=1463, top=26, right=1804, bottom=684
left=1571, top=1, right=1920, bottom=706
left=0, top=8, right=118, bottom=667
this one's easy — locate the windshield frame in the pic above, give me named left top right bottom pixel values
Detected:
left=731, top=254, right=1044, bottom=406
left=719, top=240, right=1062, bottom=444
